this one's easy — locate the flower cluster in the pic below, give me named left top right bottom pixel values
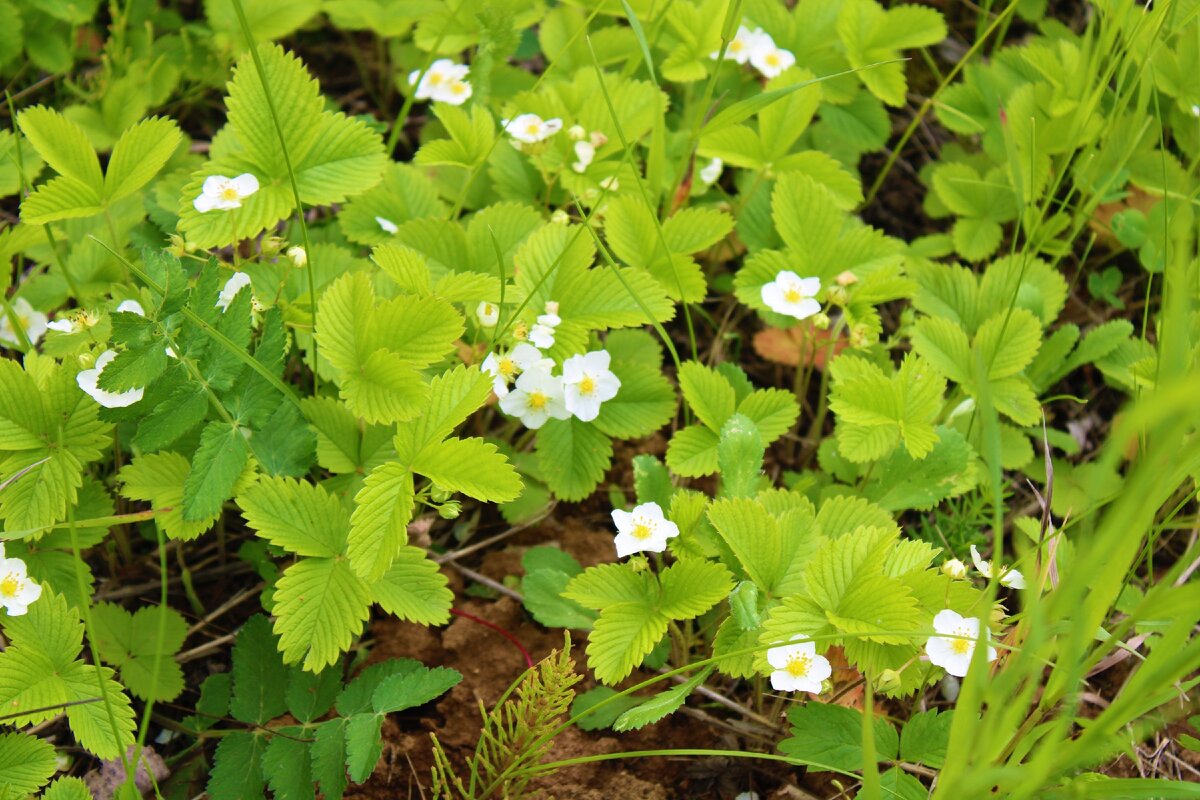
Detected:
left=409, top=59, right=472, bottom=105
left=0, top=298, right=48, bottom=349
left=711, top=24, right=796, bottom=79
left=490, top=348, right=621, bottom=429
left=943, top=546, right=1025, bottom=590
left=762, top=270, right=821, bottom=320
left=569, top=126, right=607, bottom=173
left=0, top=544, right=41, bottom=616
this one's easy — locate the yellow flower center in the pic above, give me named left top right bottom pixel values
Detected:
left=0, top=573, right=21, bottom=597
left=220, top=186, right=241, bottom=202
left=429, top=73, right=444, bottom=86
left=783, top=287, right=802, bottom=303
left=950, top=628, right=973, bottom=655
left=450, top=82, right=467, bottom=95
left=730, top=40, right=744, bottom=53
left=528, top=391, right=548, bottom=410
left=785, top=654, right=812, bottom=678
left=578, top=375, right=596, bottom=396
left=525, top=123, right=541, bottom=136
left=497, top=357, right=517, bottom=378
left=766, top=52, right=781, bottom=67
left=631, top=522, right=653, bottom=540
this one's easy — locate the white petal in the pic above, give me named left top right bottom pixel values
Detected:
left=375, top=216, right=399, bottom=234
left=1000, top=569, right=1026, bottom=589
left=797, top=276, right=821, bottom=297
left=116, top=300, right=146, bottom=316
left=230, top=173, right=260, bottom=197
left=201, top=175, right=230, bottom=196
left=193, top=193, right=220, bottom=213
left=611, top=509, right=634, bottom=535
left=761, top=282, right=788, bottom=314
left=932, top=609, right=965, bottom=635
left=47, top=319, right=76, bottom=333
left=970, top=545, right=992, bottom=578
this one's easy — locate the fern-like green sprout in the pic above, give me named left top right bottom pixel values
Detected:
left=431, top=633, right=581, bottom=799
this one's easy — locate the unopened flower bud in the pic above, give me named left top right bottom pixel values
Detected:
left=287, top=246, right=307, bottom=268
left=476, top=301, right=499, bottom=327
left=876, top=668, right=903, bottom=693
left=836, top=270, right=858, bottom=286
left=260, top=236, right=285, bottom=257
left=942, top=558, right=968, bottom=580
left=827, top=286, right=850, bottom=306
left=77, top=352, right=96, bottom=369
left=568, top=124, right=587, bottom=140
left=849, top=323, right=872, bottom=348
left=550, top=209, right=570, bottom=225
left=589, top=131, right=608, bottom=147
left=437, top=500, right=462, bottom=519
left=811, top=312, right=831, bottom=330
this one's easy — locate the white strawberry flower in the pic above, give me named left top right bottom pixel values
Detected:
left=761, top=271, right=821, bottom=320
left=767, top=636, right=832, bottom=693
left=0, top=546, right=42, bottom=616
left=926, top=609, right=997, bottom=678
left=498, top=365, right=570, bottom=429
left=611, top=501, right=679, bottom=558
left=699, top=157, right=723, bottom=185
left=77, top=350, right=144, bottom=408
left=750, top=40, right=796, bottom=79
left=481, top=343, right=544, bottom=397
left=193, top=173, right=259, bottom=213
left=503, top=113, right=564, bottom=144
left=476, top=301, right=500, bottom=328
left=711, top=24, right=770, bottom=65
left=0, top=298, right=48, bottom=348
left=409, top=59, right=472, bottom=105
left=216, top=272, right=252, bottom=312
left=572, top=140, right=596, bottom=173
left=562, top=350, right=621, bottom=422
left=375, top=216, right=399, bottom=235
left=970, top=544, right=1026, bottom=589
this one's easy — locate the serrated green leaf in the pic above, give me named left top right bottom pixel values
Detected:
left=182, top=421, right=251, bottom=522
left=899, top=709, right=953, bottom=768
left=677, top=361, right=735, bottom=431
left=587, top=602, right=669, bottom=685
left=780, top=702, right=898, bottom=772
left=665, top=424, right=720, bottom=477
left=0, top=733, right=57, bottom=796
left=613, top=665, right=714, bottom=732
left=411, top=437, right=522, bottom=502
left=90, top=602, right=188, bottom=702
left=536, top=417, right=613, bottom=502
left=592, top=360, right=676, bottom=439
left=207, top=731, right=267, bottom=800
left=262, top=730, right=314, bottom=800
left=103, top=117, right=182, bottom=202
left=229, top=615, right=288, bottom=725
left=348, top=463, right=415, bottom=581
left=17, top=106, right=102, bottom=190
left=563, top=563, right=657, bottom=610
left=658, top=559, right=732, bottom=619
left=829, top=353, right=945, bottom=462
left=274, top=557, right=373, bottom=672
left=372, top=666, right=461, bottom=713
left=239, top=476, right=349, bottom=558
left=370, top=545, right=453, bottom=625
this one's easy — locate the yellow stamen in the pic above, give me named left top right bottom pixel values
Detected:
left=783, top=288, right=802, bottom=303
left=785, top=654, right=811, bottom=678
left=497, top=358, right=517, bottom=378
left=528, top=391, right=548, bottom=410
left=578, top=375, right=596, bottom=396
left=631, top=522, right=653, bottom=540
left=766, top=52, right=780, bottom=67
left=526, top=123, right=541, bottom=136
left=0, top=573, right=21, bottom=597
left=220, top=186, right=240, bottom=201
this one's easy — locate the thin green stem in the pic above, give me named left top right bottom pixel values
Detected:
left=229, top=0, right=319, bottom=392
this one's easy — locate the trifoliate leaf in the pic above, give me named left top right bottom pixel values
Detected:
left=864, top=426, right=974, bottom=511
left=829, top=353, right=945, bottom=462
left=119, top=452, right=254, bottom=541
left=90, top=602, right=188, bottom=701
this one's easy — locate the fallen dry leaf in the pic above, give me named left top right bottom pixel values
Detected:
left=754, top=322, right=848, bottom=369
